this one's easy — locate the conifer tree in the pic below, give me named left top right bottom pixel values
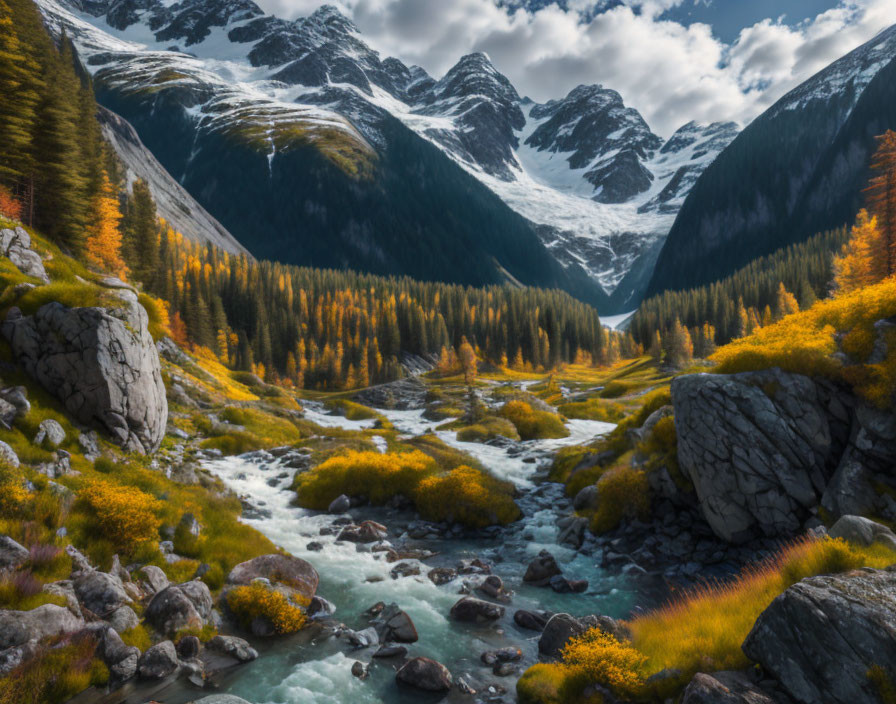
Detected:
left=865, top=130, right=896, bottom=276
left=85, top=170, right=127, bottom=278
left=649, top=330, right=663, bottom=362
left=666, top=318, right=693, bottom=369
left=833, top=209, right=884, bottom=293
left=774, top=282, right=799, bottom=320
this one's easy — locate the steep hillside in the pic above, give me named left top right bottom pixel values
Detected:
left=646, top=26, right=896, bottom=297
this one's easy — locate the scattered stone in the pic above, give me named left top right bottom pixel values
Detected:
left=371, top=603, right=418, bottom=643
left=307, top=595, right=336, bottom=618
left=338, top=521, right=388, bottom=543
left=549, top=574, right=588, bottom=594
left=306, top=541, right=324, bottom=552
left=108, top=605, right=139, bottom=633
left=139, top=565, right=169, bottom=594
left=351, top=660, right=369, bottom=679
left=227, top=554, right=319, bottom=601
left=743, top=567, right=896, bottom=704
left=137, top=640, right=179, bottom=679
left=427, top=567, right=457, bottom=585
left=396, top=656, right=453, bottom=692
left=3, top=296, right=168, bottom=453
left=450, top=596, right=505, bottom=623
left=190, top=696, right=251, bottom=704
left=481, top=647, right=522, bottom=666
left=0, top=227, right=49, bottom=283
left=514, top=609, right=551, bottom=631
left=177, top=635, right=201, bottom=659
left=390, top=562, right=421, bottom=579
left=34, top=419, right=65, bottom=448
left=493, top=662, right=517, bottom=676
left=523, top=550, right=562, bottom=586
left=73, top=571, right=131, bottom=617
left=373, top=644, right=408, bottom=658
left=328, top=494, right=351, bottom=513
left=477, top=574, right=512, bottom=602
left=0, top=440, right=19, bottom=468
left=65, top=545, right=93, bottom=575
left=829, top=515, right=896, bottom=551
left=0, top=535, right=29, bottom=570
left=144, top=580, right=213, bottom=636
left=344, top=627, right=379, bottom=649
left=557, top=515, right=589, bottom=549
left=680, top=671, right=782, bottom=703
left=206, top=635, right=258, bottom=662
left=539, top=613, right=590, bottom=657
left=0, top=604, right=83, bottom=650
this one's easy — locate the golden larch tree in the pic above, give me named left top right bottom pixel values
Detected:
left=865, top=130, right=896, bottom=276
left=833, top=209, right=885, bottom=293
left=85, top=170, right=127, bottom=279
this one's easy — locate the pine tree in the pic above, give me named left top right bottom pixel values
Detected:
left=123, top=179, right=159, bottom=284
left=85, top=170, right=127, bottom=278
left=666, top=318, right=693, bottom=369
left=649, top=330, right=663, bottom=362
left=833, top=209, right=885, bottom=293
left=459, top=338, right=477, bottom=386
left=865, top=130, right=896, bottom=276
left=774, top=282, right=800, bottom=320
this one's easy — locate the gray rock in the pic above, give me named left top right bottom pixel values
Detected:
left=829, top=515, right=896, bottom=552
left=538, top=613, right=589, bottom=657
left=0, top=535, right=29, bottom=569
left=139, top=565, right=169, bottom=594
left=328, top=494, right=351, bottom=513
left=0, top=440, right=19, bottom=468
left=108, top=605, right=139, bottom=633
left=573, top=485, right=599, bottom=511
left=0, top=398, right=16, bottom=429
left=307, top=595, right=336, bottom=618
left=372, top=603, right=418, bottom=643
left=177, top=635, right=201, bottom=659
left=395, top=656, right=453, bottom=692
left=34, top=419, right=65, bottom=447
left=373, top=644, right=408, bottom=658
left=449, top=596, right=504, bottom=623
left=0, top=639, right=39, bottom=676
left=227, top=554, right=319, bottom=601
left=73, top=571, right=131, bottom=617
left=338, top=520, right=388, bottom=543
left=206, top=635, right=258, bottom=662
left=821, top=459, right=878, bottom=519
left=65, top=544, right=93, bottom=574
left=190, top=697, right=252, bottom=704
left=77, top=430, right=101, bottom=460
left=138, top=640, right=179, bottom=679
left=514, top=609, right=551, bottom=631
left=681, top=671, right=784, bottom=703
left=2, top=295, right=168, bottom=454
left=0, top=386, right=30, bottom=418
left=742, top=567, right=896, bottom=704
left=145, top=580, right=213, bottom=636
left=0, top=227, right=49, bottom=283
left=0, top=604, right=84, bottom=649
left=672, top=370, right=839, bottom=542
left=523, top=550, right=562, bottom=586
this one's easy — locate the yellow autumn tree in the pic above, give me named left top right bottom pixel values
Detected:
left=775, top=282, right=800, bottom=320
left=833, top=209, right=887, bottom=293
left=85, top=170, right=127, bottom=279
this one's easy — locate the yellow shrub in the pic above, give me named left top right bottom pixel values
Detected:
left=120, top=625, right=153, bottom=651
left=712, top=278, right=896, bottom=404
left=562, top=630, right=646, bottom=699
left=629, top=536, right=896, bottom=681
left=414, top=465, right=520, bottom=527
left=0, top=637, right=108, bottom=704
left=226, top=583, right=308, bottom=634
left=294, top=449, right=435, bottom=509
left=517, top=663, right=569, bottom=704
left=558, top=398, right=626, bottom=422
left=589, top=465, right=650, bottom=533
left=455, top=416, right=520, bottom=443
left=137, top=293, right=171, bottom=341
left=77, top=481, right=162, bottom=555
left=500, top=400, right=569, bottom=440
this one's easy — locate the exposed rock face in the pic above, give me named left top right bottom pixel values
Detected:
left=395, top=656, right=453, bottom=692
left=0, top=227, right=49, bottom=283
left=145, top=580, right=213, bottom=635
left=2, top=293, right=167, bottom=453
left=226, top=554, right=319, bottom=601
left=0, top=604, right=84, bottom=649
left=681, top=671, right=785, bottom=703
left=672, top=368, right=881, bottom=542
left=742, top=567, right=896, bottom=704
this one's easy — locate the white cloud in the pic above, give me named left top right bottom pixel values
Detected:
left=259, top=0, right=896, bottom=136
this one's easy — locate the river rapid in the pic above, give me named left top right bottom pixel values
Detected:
left=198, top=401, right=642, bottom=704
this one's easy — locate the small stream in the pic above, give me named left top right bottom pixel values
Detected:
left=199, top=404, right=642, bottom=704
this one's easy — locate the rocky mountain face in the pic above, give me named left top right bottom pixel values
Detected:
left=37, top=0, right=736, bottom=313
left=647, top=24, right=896, bottom=297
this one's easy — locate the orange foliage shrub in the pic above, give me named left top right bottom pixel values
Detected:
left=0, top=185, right=22, bottom=221
left=77, top=481, right=161, bottom=555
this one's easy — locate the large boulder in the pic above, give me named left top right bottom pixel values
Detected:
left=538, top=613, right=627, bottom=658
left=0, top=227, right=49, bottom=283
left=2, top=293, right=167, bottom=453
left=681, top=671, right=785, bottom=703
left=742, top=567, right=896, bottom=704
left=0, top=604, right=84, bottom=649
left=0, top=535, right=29, bottom=570
left=227, top=554, right=319, bottom=601
left=672, top=369, right=845, bottom=542
left=371, top=603, right=418, bottom=643
left=137, top=640, right=179, bottom=679
left=395, top=656, right=452, bottom=692
left=145, top=580, right=213, bottom=636
left=523, top=550, right=562, bottom=586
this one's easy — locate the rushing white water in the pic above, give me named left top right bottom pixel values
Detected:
left=201, top=405, right=637, bottom=704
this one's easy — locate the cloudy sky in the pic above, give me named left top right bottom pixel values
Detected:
left=257, top=0, right=896, bottom=135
